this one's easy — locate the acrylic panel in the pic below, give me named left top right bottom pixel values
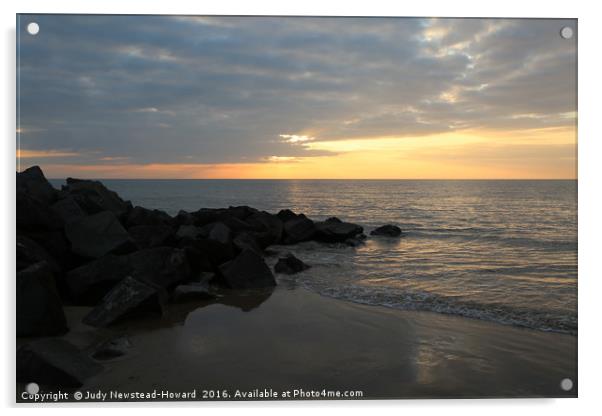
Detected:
left=16, top=14, right=577, bottom=402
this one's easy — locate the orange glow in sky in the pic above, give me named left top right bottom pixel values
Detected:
left=18, top=126, right=576, bottom=179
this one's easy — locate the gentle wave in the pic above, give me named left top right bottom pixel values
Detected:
left=270, top=234, right=577, bottom=335
left=400, top=229, right=576, bottom=251
left=303, top=283, right=578, bottom=335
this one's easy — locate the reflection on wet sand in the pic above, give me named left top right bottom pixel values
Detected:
left=63, top=286, right=576, bottom=399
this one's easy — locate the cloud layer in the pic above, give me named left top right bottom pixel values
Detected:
left=17, top=15, right=576, bottom=169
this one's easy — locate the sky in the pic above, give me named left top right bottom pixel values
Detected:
left=17, top=15, right=577, bottom=179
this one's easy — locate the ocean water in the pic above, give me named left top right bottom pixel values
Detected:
left=51, top=179, right=578, bottom=334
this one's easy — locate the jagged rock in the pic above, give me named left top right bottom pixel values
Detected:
left=129, top=224, right=175, bottom=249
left=66, top=254, right=131, bottom=304
left=224, top=205, right=258, bottom=220
left=218, top=249, right=276, bottom=289
left=176, top=224, right=203, bottom=240
left=17, top=262, right=67, bottom=337
left=202, top=238, right=236, bottom=266
left=208, top=222, right=232, bottom=245
left=283, top=215, right=316, bottom=244
left=191, top=208, right=221, bottom=226
left=180, top=224, right=235, bottom=267
left=128, top=247, right=192, bottom=288
left=50, top=196, right=86, bottom=223
left=90, top=335, right=132, bottom=361
left=193, top=206, right=258, bottom=226
left=21, top=230, right=72, bottom=272
left=82, top=276, right=167, bottom=327
left=277, top=209, right=298, bottom=222
left=16, top=166, right=58, bottom=205
left=192, top=271, right=216, bottom=284
left=125, top=206, right=173, bottom=228
left=171, top=282, right=214, bottom=303
left=16, top=191, right=63, bottom=231
left=17, top=339, right=103, bottom=388
left=67, top=247, right=191, bottom=303
left=178, top=233, right=234, bottom=269
left=325, top=217, right=342, bottom=223
left=274, top=253, right=310, bottom=275
left=370, top=224, right=403, bottom=237
left=233, top=232, right=263, bottom=256
left=174, top=210, right=195, bottom=226
left=315, top=219, right=363, bottom=243
left=63, top=178, right=131, bottom=217
left=246, top=212, right=283, bottom=247
left=178, top=243, right=214, bottom=274
left=16, top=235, right=60, bottom=274
left=64, top=211, right=133, bottom=258
left=264, top=248, right=280, bottom=257
left=219, top=216, right=255, bottom=233
left=345, top=233, right=367, bottom=247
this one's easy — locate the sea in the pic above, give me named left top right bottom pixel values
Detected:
left=50, top=179, right=578, bottom=335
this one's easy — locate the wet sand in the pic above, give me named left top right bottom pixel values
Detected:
left=44, top=285, right=576, bottom=400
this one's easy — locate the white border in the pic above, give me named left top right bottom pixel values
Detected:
left=3, top=1, right=602, bottom=414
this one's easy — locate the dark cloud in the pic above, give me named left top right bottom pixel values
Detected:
left=17, top=15, right=576, bottom=165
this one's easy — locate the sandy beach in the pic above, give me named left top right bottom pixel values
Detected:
left=32, top=284, right=576, bottom=401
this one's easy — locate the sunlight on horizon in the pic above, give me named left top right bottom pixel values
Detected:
left=18, top=126, right=576, bottom=180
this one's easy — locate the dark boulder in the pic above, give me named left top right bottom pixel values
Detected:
left=64, top=211, right=133, bottom=258
left=224, top=205, right=258, bottom=220
left=68, top=247, right=191, bottom=303
left=219, top=216, right=255, bottom=233
left=178, top=244, right=213, bottom=274
left=315, top=220, right=363, bottom=243
left=192, top=271, right=217, bottom=284
left=16, top=165, right=58, bottom=205
left=325, top=217, right=342, bottom=223
left=21, top=230, right=72, bottom=273
left=16, top=191, right=63, bottom=231
left=370, top=224, right=403, bottom=237
left=171, top=282, right=214, bottom=303
left=50, top=196, right=86, bottom=223
left=233, top=232, right=264, bottom=256
left=193, top=206, right=258, bottom=226
left=129, top=224, right=175, bottom=249
left=82, top=276, right=167, bottom=327
left=246, top=212, right=283, bottom=247
left=63, top=178, right=131, bottom=217
left=283, top=215, right=316, bottom=244
left=17, top=262, right=68, bottom=337
left=207, top=222, right=232, bottom=245
left=277, top=209, right=298, bottom=222
left=190, top=208, right=221, bottom=227
left=66, top=254, right=131, bottom=304
left=264, top=248, right=280, bottom=257
left=17, top=339, right=103, bottom=388
left=90, top=335, right=132, bottom=361
left=274, top=253, right=310, bottom=275
left=16, top=235, right=60, bottom=274
left=180, top=237, right=234, bottom=269
left=345, top=233, right=367, bottom=247
left=125, top=206, right=173, bottom=228
left=128, top=247, right=192, bottom=288
left=176, top=224, right=204, bottom=240
left=174, top=210, right=195, bottom=227
left=218, top=249, right=276, bottom=289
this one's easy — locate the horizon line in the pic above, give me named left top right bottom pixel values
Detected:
left=47, top=177, right=578, bottom=181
